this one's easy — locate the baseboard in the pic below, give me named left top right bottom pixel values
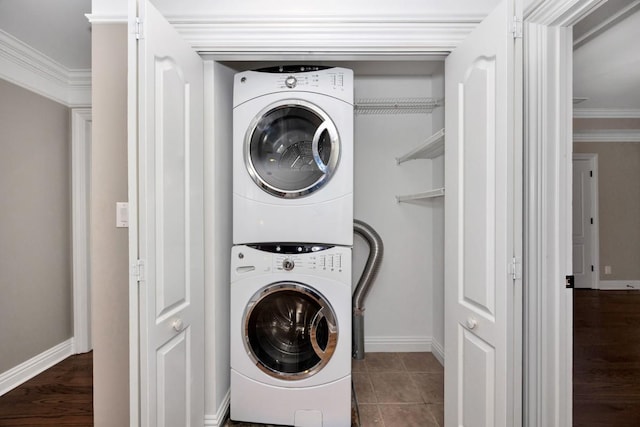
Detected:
left=430, top=338, right=445, bottom=366
left=598, top=280, right=640, bottom=290
left=204, top=389, right=231, bottom=426
left=0, top=338, right=74, bottom=396
left=364, top=336, right=432, bottom=353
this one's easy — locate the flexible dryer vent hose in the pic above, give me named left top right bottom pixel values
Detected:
left=352, top=219, right=384, bottom=360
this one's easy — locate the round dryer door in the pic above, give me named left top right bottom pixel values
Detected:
left=244, top=282, right=338, bottom=380
left=245, top=100, right=340, bottom=198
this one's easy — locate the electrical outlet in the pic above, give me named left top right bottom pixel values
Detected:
left=604, top=265, right=612, bottom=275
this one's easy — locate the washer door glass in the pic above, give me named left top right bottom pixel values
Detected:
left=244, top=282, right=338, bottom=380
left=245, top=100, right=340, bottom=198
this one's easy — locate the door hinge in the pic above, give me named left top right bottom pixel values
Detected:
left=590, top=170, right=593, bottom=177
left=131, top=259, right=145, bottom=282
left=591, top=265, right=595, bottom=272
left=135, top=17, right=143, bottom=40
left=511, top=16, right=523, bottom=39
left=510, top=257, right=522, bottom=280
left=590, top=217, right=594, bottom=224
left=566, top=275, right=575, bottom=289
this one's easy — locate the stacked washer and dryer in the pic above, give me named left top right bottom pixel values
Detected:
left=230, top=65, right=355, bottom=427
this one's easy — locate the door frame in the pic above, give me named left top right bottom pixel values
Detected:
left=127, top=1, right=140, bottom=425
left=523, top=0, right=605, bottom=425
left=71, top=107, right=92, bottom=354
left=572, top=153, right=599, bottom=289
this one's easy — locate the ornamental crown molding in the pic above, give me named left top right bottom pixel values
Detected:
left=573, top=108, right=640, bottom=118
left=526, top=0, right=606, bottom=26
left=172, top=17, right=480, bottom=56
left=573, top=129, right=640, bottom=142
left=0, top=29, right=91, bottom=107
left=573, top=0, right=640, bottom=48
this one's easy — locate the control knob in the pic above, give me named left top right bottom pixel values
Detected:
left=282, top=258, right=295, bottom=271
left=285, top=76, right=297, bottom=88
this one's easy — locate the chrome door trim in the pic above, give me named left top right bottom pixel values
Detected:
left=243, top=281, right=339, bottom=381
left=244, top=99, right=340, bottom=199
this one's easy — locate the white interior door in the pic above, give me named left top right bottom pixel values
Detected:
left=444, top=0, right=522, bottom=425
left=131, top=1, right=205, bottom=425
left=572, top=154, right=597, bottom=289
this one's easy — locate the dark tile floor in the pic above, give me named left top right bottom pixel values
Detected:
left=225, top=352, right=444, bottom=427
left=353, top=352, right=444, bottom=427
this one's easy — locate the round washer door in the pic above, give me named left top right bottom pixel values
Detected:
left=244, top=282, right=338, bottom=380
left=244, top=100, right=340, bottom=198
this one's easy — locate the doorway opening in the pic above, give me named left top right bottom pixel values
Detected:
left=571, top=2, right=640, bottom=424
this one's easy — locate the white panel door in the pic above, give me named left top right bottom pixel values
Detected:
left=572, top=155, right=596, bottom=289
left=444, top=0, right=522, bottom=425
left=132, top=1, right=205, bottom=425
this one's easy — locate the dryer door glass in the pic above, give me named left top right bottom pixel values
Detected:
left=245, top=101, right=340, bottom=198
left=245, top=283, right=338, bottom=380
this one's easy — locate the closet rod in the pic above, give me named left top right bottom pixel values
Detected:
left=355, top=97, right=442, bottom=115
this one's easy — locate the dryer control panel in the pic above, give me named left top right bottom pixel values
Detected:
left=231, top=244, right=351, bottom=282
left=233, top=66, right=354, bottom=107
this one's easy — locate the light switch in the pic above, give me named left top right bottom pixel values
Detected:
left=116, top=202, right=129, bottom=228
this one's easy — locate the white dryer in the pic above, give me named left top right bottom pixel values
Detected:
left=230, top=244, right=352, bottom=427
left=233, top=66, right=354, bottom=246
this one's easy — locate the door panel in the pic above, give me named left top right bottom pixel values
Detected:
left=156, top=57, right=188, bottom=319
left=444, top=0, right=521, bottom=425
left=462, top=58, right=497, bottom=320
left=133, top=1, right=205, bottom=425
left=157, top=332, right=189, bottom=426
left=461, top=328, right=495, bottom=426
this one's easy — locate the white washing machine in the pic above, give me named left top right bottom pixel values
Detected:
left=230, top=244, right=352, bottom=427
left=233, top=66, right=354, bottom=246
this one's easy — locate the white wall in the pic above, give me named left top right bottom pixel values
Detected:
left=204, top=60, right=234, bottom=422
left=0, top=79, right=72, bottom=374
left=353, top=71, right=438, bottom=351
left=430, top=65, right=445, bottom=357
left=91, top=23, right=130, bottom=427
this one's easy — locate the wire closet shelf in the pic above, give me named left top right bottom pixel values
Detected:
left=354, top=97, right=443, bottom=115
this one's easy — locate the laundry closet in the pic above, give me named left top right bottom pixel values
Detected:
left=211, top=59, right=446, bottom=358
left=129, top=0, right=519, bottom=424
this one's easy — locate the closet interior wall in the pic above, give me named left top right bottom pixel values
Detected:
left=212, top=59, right=446, bottom=356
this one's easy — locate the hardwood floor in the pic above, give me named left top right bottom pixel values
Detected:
left=0, top=352, right=93, bottom=426
left=574, top=289, right=640, bottom=426
left=0, top=350, right=440, bottom=427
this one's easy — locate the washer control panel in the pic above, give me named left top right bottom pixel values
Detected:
left=231, top=244, right=351, bottom=281
left=274, top=251, right=344, bottom=273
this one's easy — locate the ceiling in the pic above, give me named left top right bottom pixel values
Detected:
left=573, top=4, right=640, bottom=111
left=0, top=0, right=638, bottom=114
left=0, top=0, right=91, bottom=69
